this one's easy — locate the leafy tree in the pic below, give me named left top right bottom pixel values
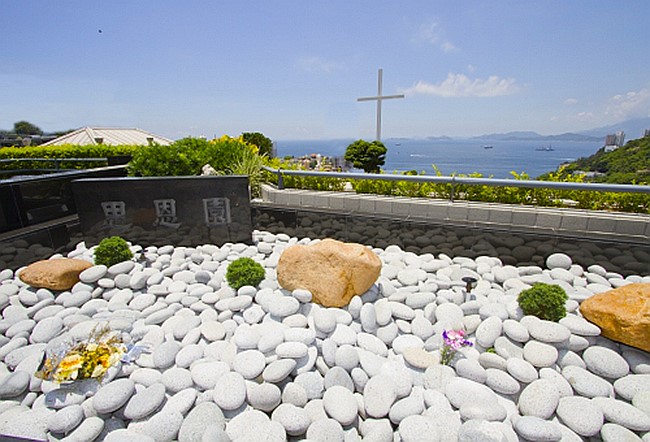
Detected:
left=13, top=121, right=43, bottom=136
left=344, top=139, right=387, bottom=173
left=242, top=132, right=274, bottom=157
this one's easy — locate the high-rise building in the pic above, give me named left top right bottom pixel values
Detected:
left=604, top=131, right=625, bottom=152
left=615, top=131, right=625, bottom=147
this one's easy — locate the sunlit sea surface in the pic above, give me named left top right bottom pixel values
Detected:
left=275, top=138, right=602, bottom=179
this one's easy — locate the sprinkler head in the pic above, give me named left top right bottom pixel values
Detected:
left=462, top=276, right=478, bottom=293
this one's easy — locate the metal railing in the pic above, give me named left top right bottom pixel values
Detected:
left=262, top=166, right=650, bottom=201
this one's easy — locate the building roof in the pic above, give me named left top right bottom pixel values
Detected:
left=40, top=127, right=173, bottom=146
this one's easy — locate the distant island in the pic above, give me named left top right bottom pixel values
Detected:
left=406, top=116, right=650, bottom=143
left=470, top=131, right=602, bottom=142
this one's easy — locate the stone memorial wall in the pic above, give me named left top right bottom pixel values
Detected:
left=72, top=176, right=253, bottom=247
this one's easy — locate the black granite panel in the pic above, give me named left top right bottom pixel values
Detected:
left=0, top=166, right=127, bottom=233
left=72, top=176, right=253, bottom=247
left=0, top=223, right=82, bottom=271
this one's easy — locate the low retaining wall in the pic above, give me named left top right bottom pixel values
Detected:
left=260, top=184, right=649, bottom=244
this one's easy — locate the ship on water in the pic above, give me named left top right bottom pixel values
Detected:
left=536, top=144, right=555, bottom=151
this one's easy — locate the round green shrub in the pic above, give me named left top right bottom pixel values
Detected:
left=94, top=236, right=134, bottom=267
left=127, top=137, right=208, bottom=177
left=226, top=257, right=265, bottom=289
left=517, top=282, right=568, bottom=322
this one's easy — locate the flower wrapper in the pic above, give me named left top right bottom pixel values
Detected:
left=35, top=325, right=135, bottom=384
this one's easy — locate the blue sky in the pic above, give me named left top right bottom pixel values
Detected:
left=2, top=1, right=649, bottom=140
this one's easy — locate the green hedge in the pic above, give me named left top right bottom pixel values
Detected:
left=127, top=136, right=267, bottom=198
left=265, top=165, right=649, bottom=214
left=0, top=144, right=140, bottom=170
left=264, top=158, right=346, bottom=192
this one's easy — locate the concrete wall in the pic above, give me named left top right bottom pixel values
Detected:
left=260, top=184, right=650, bottom=243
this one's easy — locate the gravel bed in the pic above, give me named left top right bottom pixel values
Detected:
left=0, top=230, right=649, bottom=441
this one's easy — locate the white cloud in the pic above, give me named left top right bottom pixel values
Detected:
left=575, top=111, right=595, bottom=121
left=402, top=73, right=520, bottom=98
left=564, top=98, right=578, bottom=105
left=417, top=20, right=458, bottom=53
left=295, top=56, right=341, bottom=73
left=604, top=88, right=650, bottom=120
left=440, top=41, right=458, bottom=53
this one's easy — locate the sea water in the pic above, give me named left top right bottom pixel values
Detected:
left=275, top=138, right=602, bottom=179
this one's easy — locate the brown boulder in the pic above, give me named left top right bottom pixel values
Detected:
left=277, top=238, right=382, bottom=308
left=580, top=283, right=650, bottom=352
left=19, top=258, right=93, bottom=291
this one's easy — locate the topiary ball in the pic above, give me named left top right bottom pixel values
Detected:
left=94, top=236, right=134, bottom=267
left=517, top=282, right=568, bottom=322
left=226, top=257, right=265, bottom=290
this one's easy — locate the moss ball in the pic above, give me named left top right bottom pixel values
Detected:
left=94, top=236, right=134, bottom=267
left=226, top=257, right=265, bottom=290
left=517, top=282, right=568, bottom=322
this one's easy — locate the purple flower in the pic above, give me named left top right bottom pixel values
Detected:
left=440, top=329, right=473, bottom=365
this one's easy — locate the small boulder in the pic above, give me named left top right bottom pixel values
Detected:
left=580, top=283, right=650, bottom=352
left=19, top=259, right=92, bottom=291
left=277, top=238, right=382, bottom=307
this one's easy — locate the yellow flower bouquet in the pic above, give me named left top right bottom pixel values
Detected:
left=35, top=325, right=130, bottom=384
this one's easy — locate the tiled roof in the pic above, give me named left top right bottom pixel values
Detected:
left=40, top=127, right=173, bottom=146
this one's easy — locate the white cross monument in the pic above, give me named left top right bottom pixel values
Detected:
left=357, top=68, right=404, bottom=141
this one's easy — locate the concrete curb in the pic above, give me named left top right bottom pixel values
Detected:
left=260, top=184, right=650, bottom=243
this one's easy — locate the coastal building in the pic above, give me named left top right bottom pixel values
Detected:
left=604, top=131, right=625, bottom=152
left=644, top=129, right=650, bottom=138
left=40, top=127, right=173, bottom=146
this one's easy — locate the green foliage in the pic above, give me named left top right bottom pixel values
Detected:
left=242, top=132, right=274, bottom=157
left=517, top=283, right=568, bottom=322
left=127, top=135, right=264, bottom=183
left=200, top=135, right=263, bottom=173
left=0, top=144, right=140, bottom=171
left=128, top=138, right=207, bottom=176
left=219, top=144, right=265, bottom=198
left=94, top=236, right=134, bottom=267
left=344, top=139, right=387, bottom=173
left=259, top=160, right=648, bottom=214
left=264, top=158, right=346, bottom=191
left=226, top=257, right=265, bottom=289
left=547, top=137, right=650, bottom=184
left=14, top=121, right=43, bottom=136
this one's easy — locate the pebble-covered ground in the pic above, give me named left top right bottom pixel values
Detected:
left=0, top=230, right=649, bottom=442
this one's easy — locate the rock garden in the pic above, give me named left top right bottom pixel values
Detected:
left=0, top=232, right=648, bottom=441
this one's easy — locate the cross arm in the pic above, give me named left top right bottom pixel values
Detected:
left=357, top=94, right=405, bottom=102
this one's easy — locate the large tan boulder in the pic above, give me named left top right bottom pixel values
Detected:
left=19, top=258, right=93, bottom=291
left=277, top=239, right=382, bottom=308
left=580, top=283, right=650, bottom=352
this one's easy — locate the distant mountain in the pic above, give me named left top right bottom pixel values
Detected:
left=471, top=131, right=601, bottom=142
left=576, top=117, right=650, bottom=140
left=468, top=117, right=650, bottom=142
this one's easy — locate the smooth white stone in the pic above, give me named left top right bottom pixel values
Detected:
left=323, top=385, right=358, bottom=426
left=213, top=372, right=246, bottom=410
left=518, top=379, right=560, bottom=419
left=556, top=396, right=603, bottom=437
left=583, top=346, right=630, bottom=379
